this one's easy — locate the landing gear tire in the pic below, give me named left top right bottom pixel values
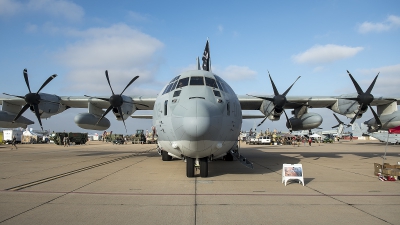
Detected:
left=161, top=150, right=172, bottom=161
left=199, top=157, right=208, bottom=178
left=186, top=157, right=195, bottom=178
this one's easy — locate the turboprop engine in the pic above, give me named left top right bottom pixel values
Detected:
left=286, top=112, right=323, bottom=131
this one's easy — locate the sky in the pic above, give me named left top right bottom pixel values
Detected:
left=1, top=0, right=400, bottom=135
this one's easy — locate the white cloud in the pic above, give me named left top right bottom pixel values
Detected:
left=0, top=0, right=83, bottom=21
left=56, top=24, right=164, bottom=95
left=292, top=44, right=364, bottom=64
left=358, top=64, right=400, bottom=96
left=0, top=0, right=22, bottom=16
left=218, top=25, right=223, bottom=33
left=127, top=11, right=148, bottom=22
left=358, top=15, right=400, bottom=34
left=217, top=65, right=257, bottom=81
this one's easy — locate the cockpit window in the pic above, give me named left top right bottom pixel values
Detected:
left=205, top=77, right=218, bottom=88
left=170, top=75, right=180, bottom=83
left=189, top=76, right=204, bottom=85
left=177, top=77, right=189, bottom=88
left=213, top=90, right=221, bottom=97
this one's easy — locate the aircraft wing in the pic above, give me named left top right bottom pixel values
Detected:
left=59, top=95, right=157, bottom=110
left=238, top=95, right=400, bottom=110
left=238, top=95, right=338, bottom=110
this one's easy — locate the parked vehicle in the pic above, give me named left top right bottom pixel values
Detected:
left=2, top=130, right=23, bottom=144
left=258, top=136, right=271, bottom=144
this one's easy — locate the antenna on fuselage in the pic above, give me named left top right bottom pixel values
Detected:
left=197, top=57, right=201, bottom=70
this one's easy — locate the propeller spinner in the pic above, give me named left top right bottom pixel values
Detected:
left=3, top=69, right=57, bottom=130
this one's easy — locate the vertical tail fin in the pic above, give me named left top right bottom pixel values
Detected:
left=202, top=39, right=210, bottom=71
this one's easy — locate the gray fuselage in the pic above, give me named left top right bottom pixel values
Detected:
left=153, top=70, right=242, bottom=159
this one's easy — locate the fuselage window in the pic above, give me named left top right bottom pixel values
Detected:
left=205, top=77, right=218, bottom=88
left=189, top=76, right=204, bottom=85
left=227, top=102, right=230, bottom=116
left=177, top=77, right=189, bottom=88
left=164, top=100, right=168, bottom=116
left=173, top=90, right=181, bottom=97
left=213, top=90, right=221, bottom=97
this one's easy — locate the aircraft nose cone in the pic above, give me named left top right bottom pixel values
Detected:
left=183, top=99, right=213, bottom=138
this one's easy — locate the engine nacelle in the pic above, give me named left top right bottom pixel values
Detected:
left=260, top=99, right=281, bottom=121
left=0, top=111, right=34, bottom=128
left=286, top=112, right=323, bottom=131
left=74, top=113, right=110, bottom=130
left=30, top=93, right=67, bottom=119
left=364, top=111, right=400, bottom=131
left=112, top=96, right=136, bottom=121
left=330, top=94, right=366, bottom=119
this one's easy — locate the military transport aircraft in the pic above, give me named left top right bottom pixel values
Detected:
left=1, top=40, right=400, bottom=177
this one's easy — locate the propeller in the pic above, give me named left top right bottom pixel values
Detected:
left=84, top=70, right=148, bottom=132
left=247, top=71, right=300, bottom=129
left=332, top=113, right=350, bottom=128
left=341, top=70, right=382, bottom=128
left=3, top=69, right=57, bottom=130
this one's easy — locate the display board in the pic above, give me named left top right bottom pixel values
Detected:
left=282, top=164, right=304, bottom=186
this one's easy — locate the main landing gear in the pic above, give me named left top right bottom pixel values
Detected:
left=186, top=157, right=208, bottom=178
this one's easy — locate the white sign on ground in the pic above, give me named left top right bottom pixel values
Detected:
left=282, top=164, right=304, bottom=186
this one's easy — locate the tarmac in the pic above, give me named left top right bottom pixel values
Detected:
left=0, top=140, right=399, bottom=225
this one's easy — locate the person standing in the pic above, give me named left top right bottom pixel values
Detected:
left=308, top=138, right=312, bottom=146
left=11, top=135, right=18, bottom=150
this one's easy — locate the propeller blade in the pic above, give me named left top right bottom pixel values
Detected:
left=282, top=76, right=301, bottom=96
left=120, top=76, right=139, bottom=95
left=246, top=94, right=274, bottom=102
left=12, top=104, right=30, bottom=123
left=365, top=72, right=379, bottom=94
left=257, top=117, right=267, bottom=127
left=333, top=113, right=341, bottom=124
left=349, top=103, right=364, bottom=125
left=118, top=106, right=127, bottom=133
left=283, top=110, right=293, bottom=132
left=96, top=105, right=113, bottom=125
left=268, top=71, right=280, bottom=96
left=37, top=74, right=57, bottom=94
left=33, top=104, right=43, bottom=130
left=347, top=70, right=364, bottom=95
left=105, top=70, right=115, bottom=95
left=3, top=93, right=25, bottom=99
left=368, top=105, right=382, bottom=128
left=23, top=69, right=32, bottom=93
left=84, top=95, right=109, bottom=102
left=332, top=125, right=339, bottom=128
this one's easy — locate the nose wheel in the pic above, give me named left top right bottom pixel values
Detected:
left=186, top=157, right=208, bottom=178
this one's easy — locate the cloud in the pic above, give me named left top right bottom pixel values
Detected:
left=358, top=15, right=400, bottom=34
left=127, top=11, right=149, bottom=22
left=292, top=44, right=364, bottom=64
left=0, top=0, right=84, bottom=22
left=217, top=65, right=257, bottom=81
left=0, top=0, right=22, bottom=16
left=218, top=25, right=223, bottom=33
left=358, top=64, right=400, bottom=96
left=56, top=23, right=164, bottom=95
